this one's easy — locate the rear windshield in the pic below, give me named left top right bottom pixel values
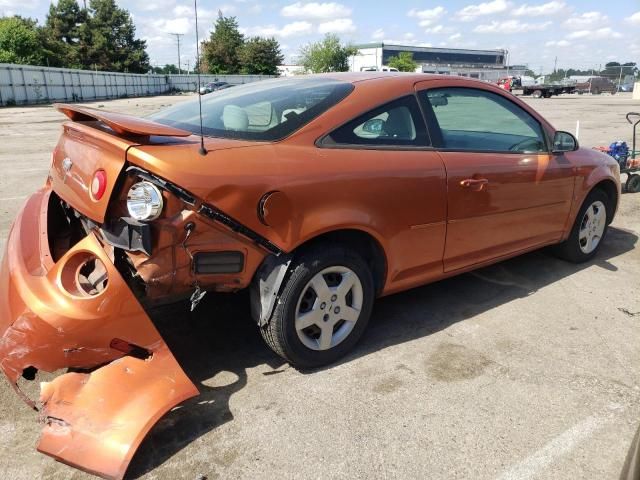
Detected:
left=151, top=77, right=353, bottom=141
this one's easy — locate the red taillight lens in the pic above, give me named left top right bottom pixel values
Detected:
left=91, top=169, right=107, bottom=201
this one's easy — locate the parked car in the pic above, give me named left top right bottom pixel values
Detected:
left=198, top=80, right=231, bottom=94
left=618, top=83, right=634, bottom=93
left=360, top=65, right=400, bottom=72
left=0, top=74, right=621, bottom=479
left=575, top=76, right=617, bottom=95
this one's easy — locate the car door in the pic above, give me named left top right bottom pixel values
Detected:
left=318, top=94, right=448, bottom=292
left=415, top=81, right=575, bottom=272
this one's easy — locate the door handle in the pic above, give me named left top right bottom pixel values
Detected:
left=460, top=178, right=489, bottom=190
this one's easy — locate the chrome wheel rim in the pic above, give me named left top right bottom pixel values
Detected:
left=578, top=200, right=606, bottom=254
left=295, top=266, right=363, bottom=351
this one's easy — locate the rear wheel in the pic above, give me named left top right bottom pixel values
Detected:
left=553, top=189, right=610, bottom=262
left=532, top=90, right=543, bottom=98
left=260, top=246, right=374, bottom=368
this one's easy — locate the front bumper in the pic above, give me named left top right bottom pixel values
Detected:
left=0, top=188, right=199, bottom=479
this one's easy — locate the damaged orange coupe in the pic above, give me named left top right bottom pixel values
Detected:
left=0, top=73, right=621, bottom=478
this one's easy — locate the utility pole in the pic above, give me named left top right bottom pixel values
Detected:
left=553, top=56, right=558, bottom=73
left=617, top=65, right=625, bottom=90
left=505, top=49, right=509, bottom=77
left=169, top=33, right=184, bottom=74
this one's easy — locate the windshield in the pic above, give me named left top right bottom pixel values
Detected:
left=151, top=77, right=354, bottom=141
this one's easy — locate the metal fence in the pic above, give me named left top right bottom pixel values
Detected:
left=0, top=64, right=274, bottom=106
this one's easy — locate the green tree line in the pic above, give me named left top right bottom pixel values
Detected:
left=545, top=62, right=638, bottom=82
left=0, top=0, right=149, bottom=72
left=201, top=13, right=358, bottom=75
left=200, top=12, right=283, bottom=75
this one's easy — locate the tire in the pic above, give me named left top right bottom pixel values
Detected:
left=260, top=245, right=374, bottom=368
left=626, top=174, right=640, bottom=193
left=532, top=90, right=542, bottom=98
left=553, top=189, right=611, bottom=263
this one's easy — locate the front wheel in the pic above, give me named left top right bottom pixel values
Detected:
left=553, top=189, right=611, bottom=262
left=260, top=246, right=374, bottom=368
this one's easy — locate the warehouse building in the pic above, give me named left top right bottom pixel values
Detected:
left=350, top=43, right=527, bottom=82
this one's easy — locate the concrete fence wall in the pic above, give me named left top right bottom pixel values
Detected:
left=0, top=64, right=274, bottom=106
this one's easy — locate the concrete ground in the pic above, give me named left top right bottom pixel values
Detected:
left=0, top=92, right=638, bottom=480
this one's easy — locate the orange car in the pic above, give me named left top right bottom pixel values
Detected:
left=0, top=73, right=621, bottom=478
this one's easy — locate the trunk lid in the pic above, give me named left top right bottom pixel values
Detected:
left=50, top=104, right=193, bottom=224
left=49, top=121, right=137, bottom=223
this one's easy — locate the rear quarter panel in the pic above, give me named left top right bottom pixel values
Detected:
left=129, top=77, right=449, bottom=294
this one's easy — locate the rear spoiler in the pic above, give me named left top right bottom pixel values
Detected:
left=54, top=103, right=192, bottom=137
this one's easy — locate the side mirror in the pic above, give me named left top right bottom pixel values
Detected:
left=552, top=131, right=579, bottom=153
left=362, top=118, right=385, bottom=134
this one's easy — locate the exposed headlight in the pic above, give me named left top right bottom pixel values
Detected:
left=126, top=181, right=163, bottom=221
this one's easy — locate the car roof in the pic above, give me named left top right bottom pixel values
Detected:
left=309, top=71, right=485, bottom=87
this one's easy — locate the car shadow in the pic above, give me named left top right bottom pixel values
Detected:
left=126, top=226, right=637, bottom=478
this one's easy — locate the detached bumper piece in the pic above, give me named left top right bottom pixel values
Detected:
left=0, top=188, right=199, bottom=479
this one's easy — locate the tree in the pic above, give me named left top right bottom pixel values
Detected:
left=600, top=61, right=638, bottom=80
left=41, top=0, right=86, bottom=67
left=0, top=16, right=44, bottom=65
left=299, top=34, right=357, bottom=73
left=151, top=64, right=179, bottom=74
left=202, top=12, right=244, bottom=74
left=84, top=0, right=149, bottom=72
left=44, top=0, right=83, bottom=45
left=240, top=37, right=283, bottom=75
left=387, top=51, right=418, bottom=72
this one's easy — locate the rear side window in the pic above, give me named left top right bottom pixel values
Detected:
left=324, top=95, right=429, bottom=147
left=419, top=87, right=547, bottom=153
left=151, top=77, right=353, bottom=141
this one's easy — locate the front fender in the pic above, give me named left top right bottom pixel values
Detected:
left=563, top=149, right=621, bottom=238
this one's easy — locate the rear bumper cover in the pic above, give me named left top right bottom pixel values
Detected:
left=0, top=188, right=199, bottom=479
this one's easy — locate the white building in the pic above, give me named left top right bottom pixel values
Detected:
left=350, top=43, right=526, bottom=82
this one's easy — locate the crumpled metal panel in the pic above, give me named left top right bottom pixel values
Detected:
left=0, top=188, right=199, bottom=479
left=37, top=344, right=197, bottom=480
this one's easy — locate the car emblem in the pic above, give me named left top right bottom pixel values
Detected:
left=61, top=157, right=72, bottom=182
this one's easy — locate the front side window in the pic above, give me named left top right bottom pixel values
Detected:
left=151, top=77, right=353, bottom=141
left=324, top=95, right=429, bottom=147
left=419, top=87, right=547, bottom=153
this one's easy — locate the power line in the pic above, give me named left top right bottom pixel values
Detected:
left=169, top=33, right=184, bottom=74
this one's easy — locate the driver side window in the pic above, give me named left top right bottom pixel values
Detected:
left=419, top=87, right=547, bottom=153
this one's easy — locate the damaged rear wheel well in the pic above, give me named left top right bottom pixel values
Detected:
left=294, top=229, right=387, bottom=295
left=250, top=229, right=387, bottom=326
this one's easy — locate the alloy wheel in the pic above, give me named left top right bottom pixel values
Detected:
left=294, top=266, right=363, bottom=351
left=578, top=200, right=606, bottom=254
